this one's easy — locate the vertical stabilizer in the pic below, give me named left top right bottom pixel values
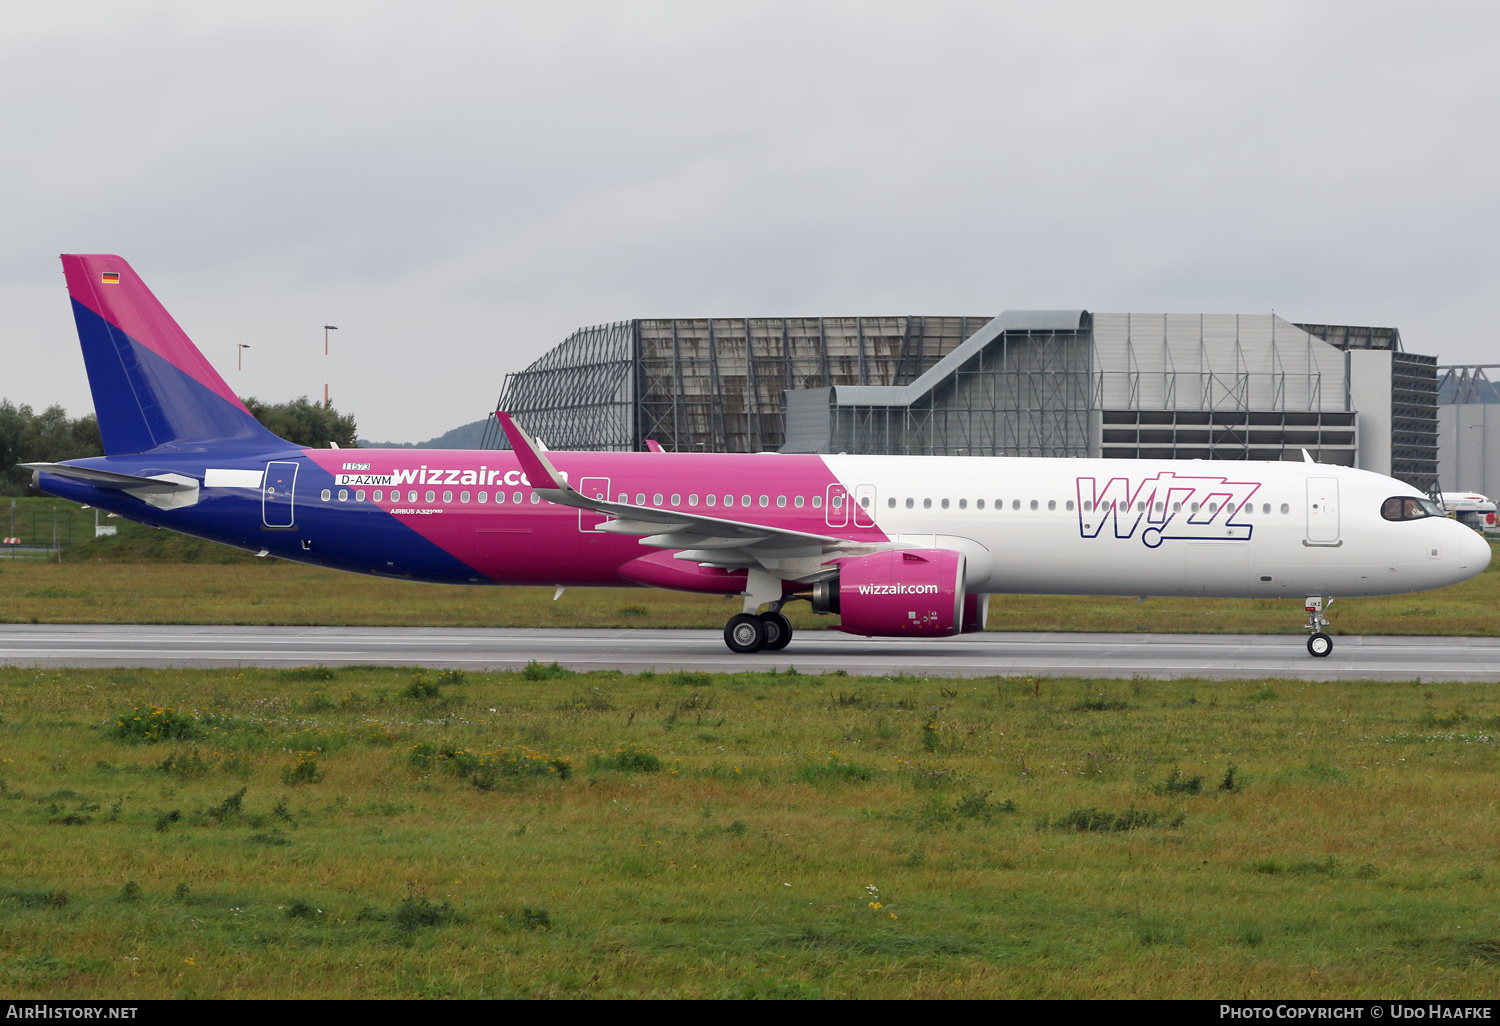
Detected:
left=61, top=254, right=286, bottom=455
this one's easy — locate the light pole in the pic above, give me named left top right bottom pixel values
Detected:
left=323, top=325, right=338, bottom=407
left=237, top=344, right=251, bottom=371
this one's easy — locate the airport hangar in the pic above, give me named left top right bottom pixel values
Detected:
left=479, top=312, right=1439, bottom=493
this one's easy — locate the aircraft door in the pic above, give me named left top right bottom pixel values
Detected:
left=262, top=461, right=298, bottom=528
left=578, top=477, right=610, bottom=532
left=1305, top=477, right=1340, bottom=544
left=854, top=484, right=877, bottom=528
left=825, top=483, right=849, bottom=528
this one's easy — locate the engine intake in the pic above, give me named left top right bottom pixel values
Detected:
left=816, top=548, right=967, bottom=638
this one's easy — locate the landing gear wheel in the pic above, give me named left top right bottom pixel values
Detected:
left=760, top=611, right=793, bottom=651
left=725, top=613, right=767, bottom=653
left=1307, top=632, right=1333, bottom=658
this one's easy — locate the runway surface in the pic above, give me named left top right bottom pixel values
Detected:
left=2, top=624, right=1498, bottom=680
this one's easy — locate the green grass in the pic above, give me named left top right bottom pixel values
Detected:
left=2, top=538, right=1500, bottom=634
left=0, top=665, right=1497, bottom=998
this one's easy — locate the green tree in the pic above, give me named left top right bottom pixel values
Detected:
left=240, top=397, right=358, bottom=450
left=0, top=401, right=105, bottom=495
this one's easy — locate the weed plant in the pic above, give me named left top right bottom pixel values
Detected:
left=1, top=665, right=1499, bottom=998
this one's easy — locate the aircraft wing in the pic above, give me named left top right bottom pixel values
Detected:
left=495, top=413, right=876, bottom=566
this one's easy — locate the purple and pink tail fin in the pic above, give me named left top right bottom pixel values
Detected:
left=61, top=254, right=286, bottom=455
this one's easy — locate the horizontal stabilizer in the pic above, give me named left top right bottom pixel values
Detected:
left=22, top=462, right=194, bottom=493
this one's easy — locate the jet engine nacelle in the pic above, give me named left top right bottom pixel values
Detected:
left=814, top=548, right=967, bottom=637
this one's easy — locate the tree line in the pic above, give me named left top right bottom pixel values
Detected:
left=0, top=397, right=358, bottom=495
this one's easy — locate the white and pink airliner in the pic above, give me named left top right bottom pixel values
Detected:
left=25, top=255, right=1492, bottom=658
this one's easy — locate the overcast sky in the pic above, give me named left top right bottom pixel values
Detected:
left=3, top=1, right=1497, bottom=442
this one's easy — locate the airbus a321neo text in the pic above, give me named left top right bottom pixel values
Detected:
left=25, top=255, right=1491, bottom=657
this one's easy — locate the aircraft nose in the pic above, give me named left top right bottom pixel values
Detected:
left=1460, top=526, right=1493, bottom=574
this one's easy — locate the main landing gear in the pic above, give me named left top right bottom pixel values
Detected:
left=1304, top=595, right=1334, bottom=657
left=724, top=609, right=793, bottom=654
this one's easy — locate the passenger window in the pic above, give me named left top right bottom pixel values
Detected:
left=494, top=492, right=504, bottom=504
left=321, top=489, right=331, bottom=501
left=1280, top=503, right=1289, bottom=514
left=760, top=495, right=769, bottom=507
left=906, top=497, right=914, bottom=509
left=1083, top=501, right=1093, bottom=512
left=1172, top=502, right=1181, bottom=513
left=338, top=489, right=348, bottom=502
left=977, top=499, right=986, bottom=509
left=1049, top=500, right=1057, bottom=511
left=958, top=499, right=967, bottom=509
left=887, top=497, right=896, bottom=508
left=706, top=494, right=715, bottom=506
left=1262, top=503, right=1270, bottom=515
left=477, top=491, right=487, bottom=503
left=460, top=491, right=470, bottom=503
left=1136, top=501, right=1144, bottom=512
left=636, top=493, right=646, bottom=505
left=1208, top=502, right=1218, bottom=513
left=373, top=490, right=382, bottom=502
left=689, top=494, right=698, bottom=506
left=653, top=493, right=663, bottom=506
left=1012, top=500, right=1021, bottom=510
left=813, top=496, right=822, bottom=508
left=778, top=496, right=787, bottom=507
left=1030, top=500, right=1038, bottom=510
left=409, top=491, right=418, bottom=503
left=794, top=496, right=804, bottom=508
left=941, top=498, right=949, bottom=509
left=1154, top=501, right=1163, bottom=512
left=425, top=490, right=436, bottom=503
left=443, top=490, right=453, bottom=503
left=743, top=495, right=753, bottom=507
left=727, top=495, right=736, bottom=506
left=530, top=493, right=540, bottom=504
left=1190, top=502, right=1200, bottom=513
left=672, top=494, right=681, bottom=506
left=1066, top=500, right=1074, bottom=511
left=513, top=491, right=522, bottom=504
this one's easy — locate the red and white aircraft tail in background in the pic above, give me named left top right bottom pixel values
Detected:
left=25, top=255, right=1492, bottom=657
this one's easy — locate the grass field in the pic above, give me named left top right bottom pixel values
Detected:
left=2, top=538, right=1500, bottom=635
left=0, top=663, right=1496, bottom=998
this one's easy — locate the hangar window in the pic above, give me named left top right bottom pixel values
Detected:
left=1382, top=496, right=1441, bottom=521
left=321, top=489, right=331, bottom=501
left=443, top=490, right=453, bottom=503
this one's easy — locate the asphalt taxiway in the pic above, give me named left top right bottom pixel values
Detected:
left=1, top=624, right=1498, bottom=681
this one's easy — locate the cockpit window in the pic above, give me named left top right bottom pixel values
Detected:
left=1381, top=496, right=1442, bottom=521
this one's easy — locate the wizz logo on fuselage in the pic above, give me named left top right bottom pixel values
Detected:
left=1075, top=472, right=1262, bottom=548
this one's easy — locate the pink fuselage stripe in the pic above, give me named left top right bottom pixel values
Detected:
left=303, top=449, right=884, bottom=586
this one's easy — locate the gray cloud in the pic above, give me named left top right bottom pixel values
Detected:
left=3, top=1, right=1497, bottom=441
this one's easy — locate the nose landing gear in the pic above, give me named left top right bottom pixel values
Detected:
left=1304, top=596, right=1334, bottom=657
